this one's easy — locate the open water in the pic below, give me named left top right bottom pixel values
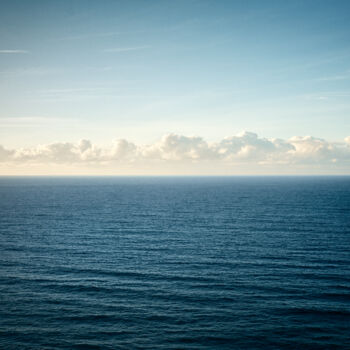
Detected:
left=0, top=176, right=349, bottom=349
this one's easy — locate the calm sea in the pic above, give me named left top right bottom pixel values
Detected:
left=0, top=176, right=349, bottom=349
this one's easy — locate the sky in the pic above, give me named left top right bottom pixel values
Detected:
left=0, top=0, right=350, bottom=175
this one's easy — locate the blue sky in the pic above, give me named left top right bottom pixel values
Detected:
left=0, top=0, right=349, bottom=174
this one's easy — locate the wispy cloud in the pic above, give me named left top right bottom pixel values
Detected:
left=0, top=67, right=60, bottom=76
left=316, top=71, right=350, bottom=82
left=0, top=117, right=74, bottom=128
left=104, top=45, right=151, bottom=53
left=302, top=91, right=350, bottom=100
left=0, top=117, right=63, bottom=122
left=0, top=49, right=29, bottom=54
left=58, top=32, right=121, bottom=41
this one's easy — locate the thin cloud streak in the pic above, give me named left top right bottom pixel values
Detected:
left=316, top=73, right=350, bottom=82
left=0, top=49, right=29, bottom=54
left=0, top=117, right=76, bottom=128
left=58, top=32, right=121, bottom=41
left=104, top=45, right=151, bottom=53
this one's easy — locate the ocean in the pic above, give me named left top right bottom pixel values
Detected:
left=0, top=176, right=349, bottom=349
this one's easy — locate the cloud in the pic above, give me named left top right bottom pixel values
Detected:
left=0, top=145, right=15, bottom=161
left=110, top=139, right=137, bottom=160
left=0, top=117, right=75, bottom=128
left=13, top=140, right=102, bottom=163
left=287, top=136, right=350, bottom=164
left=103, top=46, right=151, bottom=53
left=1, top=132, right=349, bottom=172
left=0, top=49, right=28, bottom=54
left=58, top=32, right=121, bottom=41
left=0, top=68, right=60, bottom=76
left=316, top=71, right=350, bottom=81
left=214, top=132, right=294, bottom=162
left=141, top=134, right=214, bottom=160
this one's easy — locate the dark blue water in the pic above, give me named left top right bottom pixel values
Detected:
left=0, top=177, right=349, bottom=349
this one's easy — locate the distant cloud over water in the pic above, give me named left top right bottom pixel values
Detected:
left=1, top=132, right=349, bottom=175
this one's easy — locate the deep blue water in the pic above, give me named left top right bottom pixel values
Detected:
left=0, top=176, right=349, bottom=349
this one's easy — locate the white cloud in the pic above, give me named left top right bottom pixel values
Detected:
left=141, top=134, right=214, bottom=160
left=214, top=132, right=294, bottom=161
left=0, top=145, right=14, bottom=161
left=287, top=136, right=350, bottom=163
left=1, top=133, right=349, bottom=172
left=110, top=139, right=137, bottom=160
left=0, top=49, right=28, bottom=54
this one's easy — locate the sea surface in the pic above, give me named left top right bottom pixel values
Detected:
left=0, top=176, right=349, bottom=349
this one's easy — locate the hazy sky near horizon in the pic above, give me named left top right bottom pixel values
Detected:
left=1, top=0, right=350, bottom=174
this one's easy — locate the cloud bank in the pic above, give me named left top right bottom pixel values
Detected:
left=1, top=132, right=350, bottom=174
